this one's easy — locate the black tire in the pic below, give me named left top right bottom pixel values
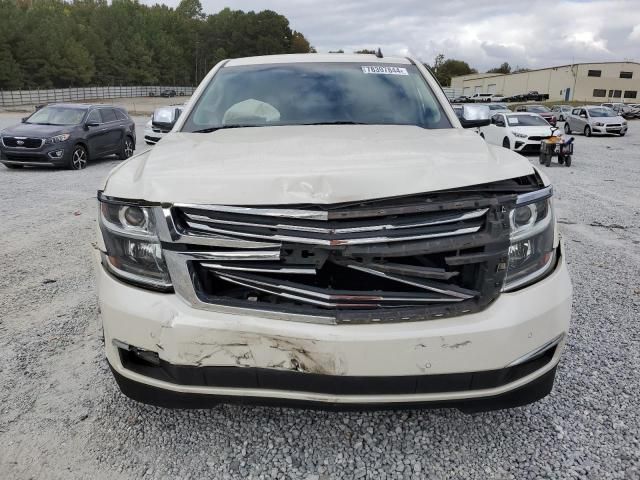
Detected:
left=545, top=153, right=552, bottom=167
left=68, top=144, right=88, bottom=170
left=584, top=125, right=591, bottom=137
left=564, top=156, right=572, bottom=167
left=502, top=137, right=510, bottom=149
left=619, top=132, right=626, bottom=137
left=3, top=163, right=23, bottom=169
left=564, top=123, right=571, bottom=134
left=558, top=156, right=565, bottom=165
left=559, top=115, right=564, bottom=122
left=119, top=136, right=135, bottom=160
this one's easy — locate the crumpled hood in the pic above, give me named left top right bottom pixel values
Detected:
left=103, top=125, right=534, bottom=205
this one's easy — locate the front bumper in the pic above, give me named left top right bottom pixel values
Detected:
left=0, top=143, right=71, bottom=166
left=97, top=244, right=572, bottom=409
left=513, top=139, right=542, bottom=153
left=592, top=125, right=628, bottom=135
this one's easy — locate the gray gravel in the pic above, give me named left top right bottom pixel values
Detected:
left=0, top=113, right=638, bottom=480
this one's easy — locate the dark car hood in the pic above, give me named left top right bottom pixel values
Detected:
left=1, top=123, right=70, bottom=138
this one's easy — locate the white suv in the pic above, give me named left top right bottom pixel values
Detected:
left=471, top=93, right=493, bottom=102
left=96, top=54, right=571, bottom=411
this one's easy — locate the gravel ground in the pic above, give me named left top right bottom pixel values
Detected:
left=0, top=113, right=638, bottom=480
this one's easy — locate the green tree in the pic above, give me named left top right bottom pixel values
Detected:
left=487, top=62, right=511, bottom=74
left=431, top=54, right=477, bottom=86
left=354, top=49, right=377, bottom=54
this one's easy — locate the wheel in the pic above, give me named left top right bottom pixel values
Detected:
left=620, top=132, right=626, bottom=137
left=68, top=145, right=88, bottom=170
left=119, top=136, right=135, bottom=160
left=545, top=153, right=552, bottom=167
left=564, top=123, right=571, bottom=134
left=3, top=163, right=23, bottom=169
left=584, top=125, right=591, bottom=137
left=559, top=115, right=564, bottom=122
left=558, top=156, right=565, bottom=165
left=564, top=155, right=572, bottom=167
left=502, top=137, right=510, bottom=149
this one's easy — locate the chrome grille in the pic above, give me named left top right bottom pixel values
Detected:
left=157, top=191, right=516, bottom=323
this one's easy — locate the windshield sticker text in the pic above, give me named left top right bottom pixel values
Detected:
left=361, top=66, right=408, bottom=75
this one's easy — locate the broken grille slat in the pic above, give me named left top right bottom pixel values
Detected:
left=200, top=263, right=315, bottom=275
left=215, top=272, right=464, bottom=308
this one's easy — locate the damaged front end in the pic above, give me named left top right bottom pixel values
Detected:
left=99, top=173, right=553, bottom=325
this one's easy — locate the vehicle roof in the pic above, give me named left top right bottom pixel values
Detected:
left=46, top=103, right=122, bottom=109
left=225, top=53, right=412, bottom=67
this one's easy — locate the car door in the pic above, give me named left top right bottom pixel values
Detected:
left=84, top=108, right=110, bottom=157
left=99, top=108, right=123, bottom=154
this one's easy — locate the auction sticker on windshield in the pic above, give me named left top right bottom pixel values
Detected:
left=361, top=66, right=408, bottom=75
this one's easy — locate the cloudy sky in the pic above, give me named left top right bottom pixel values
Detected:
left=146, top=0, right=640, bottom=71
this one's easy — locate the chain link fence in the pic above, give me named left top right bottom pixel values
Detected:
left=0, top=86, right=196, bottom=107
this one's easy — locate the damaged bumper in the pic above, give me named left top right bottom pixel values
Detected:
left=98, top=245, right=571, bottom=409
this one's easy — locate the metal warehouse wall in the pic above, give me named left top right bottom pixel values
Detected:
left=451, top=62, right=640, bottom=102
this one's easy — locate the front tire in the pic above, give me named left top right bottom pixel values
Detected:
left=584, top=126, right=592, bottom=137
left=119, top=136, right=135, bottom=160
left=502, top=137, right=510, bottom=149
left=68, top=145, right=88, bottom=170
left=620, top=132, right=626, bottom=137
left=564, top=156, right=572, bottom=167
left=564, top=123, right=571, bottom=134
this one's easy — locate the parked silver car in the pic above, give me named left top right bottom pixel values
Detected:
left=550, top=105, right=573, bottom=122
left=564, top=106, right=628, bottom=137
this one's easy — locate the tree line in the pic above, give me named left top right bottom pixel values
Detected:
left=430, top=54, right=530, bottom=86
left=0, top=0, right=313, bottom=89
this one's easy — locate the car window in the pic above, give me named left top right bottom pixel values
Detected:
left=100, top=109, right=117, bottom=123
left=114, top=109, right=128, bottom=120
left=506, top=114, right=549, bottom=126
left=588, top=107, right=617, bottom=117
left=86, top=110, right=101, bottom=124
left=26, top=106, right=87, bottom=126
left=183, top=62, right=452, bottom=131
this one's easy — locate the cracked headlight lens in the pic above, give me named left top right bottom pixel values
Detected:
left=98, top=196, right=171, bottom=290
left=503, top=187, right=556, bottom=291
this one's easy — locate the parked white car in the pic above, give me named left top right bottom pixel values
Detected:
left=96, top=54, right=571, bottom=411
left=143, top=105, right=184, bottom=145
left=470, top=93, right=492, bottom=102
left=480, top=112, right=554, bottom=153
left=564, top=106, right=627, bottom=136
left=490, top=94, right=506, bottom=102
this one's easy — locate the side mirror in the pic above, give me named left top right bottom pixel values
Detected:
left=21, top=117, right=28, bottom=123
left=151, top=107, right=179, bottom=131
left=459, top=104, right=490, bottom=128
left=579, top=113, right=587, bottom=118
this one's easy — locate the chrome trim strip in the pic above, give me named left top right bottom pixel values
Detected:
left=345, top=264, right=474, bottom=300
left=515, top=185, right=553, bottom=206
left=177, top=203, right=330, bottom=220
left=507, top=333, right=564, bottom=367
left=183, top=208, right=488, bottom=235
left=155, top=207, right=280, bottom=249
left=183, top=221, right=481, bottom=246
left=187, top=251, right=281, bottom=261
left=216, top=272, right=457, bottom=305
left=200, top=263, right=315, bottom=274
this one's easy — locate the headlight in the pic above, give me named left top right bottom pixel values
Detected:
left=511, top=131, right=528, bottom=139
left=594, top=122, right=604, bottom=127
left=45, top=134, right=70, bottom=144
left=98, top=196, right=172, bottom=290
left=503, top=186, right=556, bottom=291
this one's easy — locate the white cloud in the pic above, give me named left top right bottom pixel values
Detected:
left=141, top=0, right=640, bottom=71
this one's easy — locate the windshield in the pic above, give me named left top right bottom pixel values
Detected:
left=506, top=115, right=550, bottom=126
left=527, top=106, right=550, bottom=113
left=588, top=107, right=617, bottom=117
left=27, top=106, right=86, bottom=126
left=488, top=104, right=508, bottom=110
left=182, top=63, right=451, bottom=132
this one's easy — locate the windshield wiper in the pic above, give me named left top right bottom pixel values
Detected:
left=191, top=125, right=264, bottom=133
